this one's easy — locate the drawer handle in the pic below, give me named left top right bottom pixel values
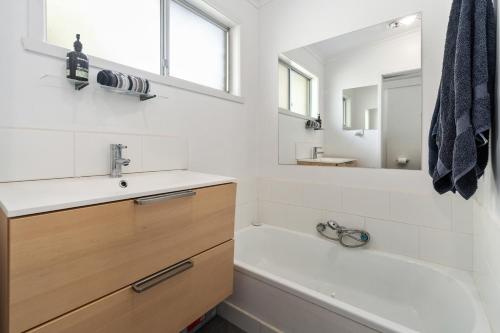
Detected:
left=134, top=190, right=196, bottom=205
left=132, top=260, right=194, bottom=293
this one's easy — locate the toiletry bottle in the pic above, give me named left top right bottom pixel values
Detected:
left=316, top=114, right=322, bottom=129
left=66, top=34, right=89, bottom=82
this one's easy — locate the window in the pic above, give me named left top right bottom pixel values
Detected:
left=45, top=0, right=230, bottom=92
left=46, top=0, right=161, bottom=74
left=169, top=0, right=229, bottom=91
left=278, top=61, right=312, bottom=117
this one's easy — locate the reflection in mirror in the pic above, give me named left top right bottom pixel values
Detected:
left=278, top=14, right=422, bottom=170
left=343, top=86, right=378, bottom=131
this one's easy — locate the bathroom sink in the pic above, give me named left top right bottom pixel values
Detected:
left=297, top=157, right=357, bottom=164
left=0, top=170, right=236, bottom=217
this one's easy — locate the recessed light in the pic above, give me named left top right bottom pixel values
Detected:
left=399, top=14, right=418, bottom=26
left=388, top=14, right=419, bottom=29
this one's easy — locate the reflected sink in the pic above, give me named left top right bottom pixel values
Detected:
left=298, top=157, right=357, bottom=164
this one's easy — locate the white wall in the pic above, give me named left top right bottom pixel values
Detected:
left=257, top=0, right=477, bottom=270
left=473, top=2, right=500, bottom=331
left=0, top=0, right=260, bottom=230
left=324, top=31, right=421, bottom=168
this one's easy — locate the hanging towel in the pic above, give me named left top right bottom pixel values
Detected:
left=429, top=0, right=496, bottom=199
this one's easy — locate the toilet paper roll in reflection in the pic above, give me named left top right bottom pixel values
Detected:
left=397, top=157, right=410, bottom=165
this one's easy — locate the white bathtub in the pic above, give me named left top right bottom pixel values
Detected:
left=228, top=225, right=490, bottom=333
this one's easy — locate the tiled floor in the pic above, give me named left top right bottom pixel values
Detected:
left=197, top=316, right=247, bottom=333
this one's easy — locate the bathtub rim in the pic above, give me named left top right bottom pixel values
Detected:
left=234, top=225, right=491, bottom=333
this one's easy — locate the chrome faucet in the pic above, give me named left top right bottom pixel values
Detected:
left=110, top=144, right=131, bottom=178
left=313, top=146, right=324, bottom=159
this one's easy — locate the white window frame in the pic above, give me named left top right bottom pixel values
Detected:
left=24, top=0, right=243, bottom=103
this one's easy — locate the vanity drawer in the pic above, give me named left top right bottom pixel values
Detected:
left=8, top=183, right=235, bottom=333
left=27, top=240, right=234, bottom=333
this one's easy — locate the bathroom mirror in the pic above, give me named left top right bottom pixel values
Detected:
left=278, top=14, right=422, bottom=170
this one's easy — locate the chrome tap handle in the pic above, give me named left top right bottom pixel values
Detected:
left=110, top=144, right=130, bottom=178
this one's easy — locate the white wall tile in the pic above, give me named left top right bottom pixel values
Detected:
left=323, top=211, right=364, bottom=229
left=269, top=180, right=303, bottom=206
left=419, top=228, right=472, bottom=271
left=473, top=196, right=500, bottom=333
left=257, top=179, right=473, bottom=271
left=236, top=179, right=257, bottom=206
left=302, top=183, right=342, bottom=211
left=257, top=178, right=272, bottom=201
left=451, top=196, right=473, bottom=234
left=473, top=203, right=490, bottom=276
left=75, top=132, right=142, bottom=177
left=0, top=129, right=74, bottom=181
left=259, top=201, right=323, bottom=236
left=342, top=188, right=390, bottom=219
left=236, top=202, right=257, bottom=231
left=474, top=266, right=500, bottom=332
left=142, top=135, right=188, bottom=172
left=364, top=218, right=419, bottom=258
left=390, top=192, right=452, bottom=230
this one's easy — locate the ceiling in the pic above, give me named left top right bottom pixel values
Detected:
left=302, top=16, right=421, bottom=62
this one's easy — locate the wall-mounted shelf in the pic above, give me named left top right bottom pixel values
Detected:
left=68, top=78, right=89, bottom=91
left=305, top=119, right=323, bottom=131
left=99, top=85, right=157, bottom=102
left=40, top=74, right=162, bottom=100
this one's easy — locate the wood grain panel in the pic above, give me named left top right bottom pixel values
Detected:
left=28, top=241, right=234, bottom=333
left=9, top=183, right=236, bottom=333
left=0, top=211, right=8, bottom=333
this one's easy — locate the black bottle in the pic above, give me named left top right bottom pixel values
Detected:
left=316, top=114, right=322, bottom=130
left=66, top=34, right=89, bottom=82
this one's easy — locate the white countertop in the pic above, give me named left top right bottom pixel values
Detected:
left=0, top=170, right=236, bottom=218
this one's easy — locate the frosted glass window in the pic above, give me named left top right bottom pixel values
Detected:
left=279, top=63, right=289, bottom=109
left=169, top=1, right=228, bottom=91
left=46, top=0, right=161, bottom=74
left=290, top=70, right=310, bottom=116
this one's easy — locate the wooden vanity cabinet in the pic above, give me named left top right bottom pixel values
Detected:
left=0, top=183, right=236, bottom=333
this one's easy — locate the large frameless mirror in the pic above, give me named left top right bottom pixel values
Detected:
left=278, top=13, right=422, bottom=170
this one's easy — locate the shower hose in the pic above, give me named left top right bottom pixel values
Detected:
left=316, top=221, right=370, bottom=248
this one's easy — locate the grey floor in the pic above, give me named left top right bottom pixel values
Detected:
left=197, top=316, right=247, bottom=333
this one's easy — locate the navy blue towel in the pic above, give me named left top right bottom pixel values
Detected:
left=429, top=0, right=496, bottom=199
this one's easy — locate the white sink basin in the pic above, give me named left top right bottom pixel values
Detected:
left=297, top=157, right=357, bottom=164
left=0, top=170, right=236, bottom=217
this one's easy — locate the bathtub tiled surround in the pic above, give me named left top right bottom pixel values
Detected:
left=257, top=178, right=473, bottom=270
left=235, top=178, right=258, bottom=231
